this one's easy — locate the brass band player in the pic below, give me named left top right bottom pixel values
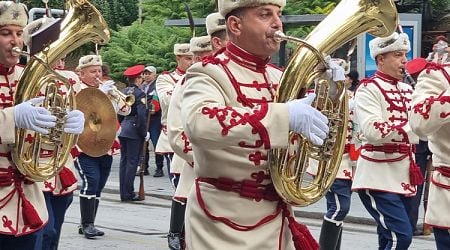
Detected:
left=0, top=1, right=84, bottom=248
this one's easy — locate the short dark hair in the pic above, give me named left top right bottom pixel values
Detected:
left=211, top=29, right=227, bottom=41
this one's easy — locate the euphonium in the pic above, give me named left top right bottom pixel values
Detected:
left=269, top=0, right=398, bottom=206
left=13, top=0, right=110, bottom=181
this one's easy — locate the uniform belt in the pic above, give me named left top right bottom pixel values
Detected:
left=361, top=143, right=412, bottom=154
left=431, top=167, right=450, bottom=190
left=197, top=177, right=280, bottom=202
left=0, top=167, right=34, bottom=186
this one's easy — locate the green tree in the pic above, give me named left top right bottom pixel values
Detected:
left=102, top=0, right=216, bottom=80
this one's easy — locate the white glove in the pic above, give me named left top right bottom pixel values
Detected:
left=348, top=98, right=355, bottom=111
left=14, top=97, right=57, bottom=134
left=145, top=132, right=150, bottom=142
left=288, top=94, right=329, bottom=145
left=99, top=80, right=115, bottom=95
left=64, top=110, right=85, bottom=134
left=325, top=56, right=346, bottom=82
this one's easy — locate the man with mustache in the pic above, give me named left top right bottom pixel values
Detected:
left=180, top=0, right=332, bottom=249
left=0, top=1, right=84, bottom=248
left=352, top=32, right=421, bottom=250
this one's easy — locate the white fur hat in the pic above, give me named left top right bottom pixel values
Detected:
left=174, top=43, right=193, bottom=56
left=218, top=0, right=286, bottom=17
left=78, top=55, right=102, bottom=69
left=190, top=36, right=212, bottom=53
left=206, top=12, right=226, bottom=35
left=369, top=32, right=411, bottom=60
left=0, top=1, right=28, bottom=27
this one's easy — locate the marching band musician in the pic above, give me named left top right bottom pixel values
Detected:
left=409, top=57, right=450, bottom=248
left=352, top=32, right=421, bottom=250
left=167, top=35, right=213, bottom=250
left=20, top=15, right=83, bottom=250
left=74, top=54, right=131, bottom=239
left=180, top=0, right=334, bottom=249
left=118, top=65, right=148, bottom=202
left=155, top=43, right=193, bottom=181
left=0, top=2, right=84, bottom=248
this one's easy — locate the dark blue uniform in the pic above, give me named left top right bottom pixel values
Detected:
left=118, top=85, right=148, bottom=201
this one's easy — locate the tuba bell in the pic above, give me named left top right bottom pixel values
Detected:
left=12, top=0, right=110, bottom=181
left=269, top=0, right=398, bottom=206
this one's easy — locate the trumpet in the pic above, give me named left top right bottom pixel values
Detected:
left=110, top=85, right=135, bottom=106
left=97, top=78, right=135, bottom=106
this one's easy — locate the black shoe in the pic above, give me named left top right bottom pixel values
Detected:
left=168, top=232, right=182, bottom=250
left=78, top=225, right=83, bottom=235
left=83, top=223, right=97, bottom=239
left=153, top=169, right=164, bottom=177
left=93, top=226, right=104, bottom=236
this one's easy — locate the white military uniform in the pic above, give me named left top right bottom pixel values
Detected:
left=0, top=65, right=48, bottom=236
left=167, top=76, right=194, bottom=201
left=352, top=71, right=420, bottom=194
left=181, top=42, right=305, bottom=249
left=156, top=68, right=186, bottom=174
left=409, top=63, right=450, bottom=229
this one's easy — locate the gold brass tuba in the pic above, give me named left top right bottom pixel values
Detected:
left=12, top=0, right=110, bottom=181
left=269, top=0, right=398, bottom=206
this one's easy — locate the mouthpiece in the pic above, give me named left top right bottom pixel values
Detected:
left=273, top=30, right=287, bottom=42
left=11, top=47, right=24, bottom=57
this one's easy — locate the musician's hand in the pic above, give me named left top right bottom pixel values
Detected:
left=99, top=80, right=115, bottom=95
left=14, top=97, right=57, bottom=134
left=287, top=95, right=329, bottom=146
left=349, top=98, right=355, bottom=111
left=325, top=56, right=346, bottom=82
left=63, top=110, right=85, bottom=134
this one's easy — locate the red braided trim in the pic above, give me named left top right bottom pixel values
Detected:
left=195, top=178, right=282, bottom=231
left=360, top=144, right=410, bottom=162
left=431, top=167, right=450, bottom=190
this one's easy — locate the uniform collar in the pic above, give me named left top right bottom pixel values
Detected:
left=225, top=42, right=270, bottom=72
left=375, top=70, right=400, bottom=85
left=0, top=64, right=15, bottom=76
left=175, top=67, right=186, bottom=75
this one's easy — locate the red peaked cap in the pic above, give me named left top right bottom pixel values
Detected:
left=123, top=64, right=145, bottom=78
left=405, top=58, right=428, bottom=78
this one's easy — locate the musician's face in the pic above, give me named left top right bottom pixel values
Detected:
left=80, top=65, right=103, bottom=86
left=0, top=25, right=23, bottom=68
left=377, top=50, right=408, bottom=80
left=227, top=5, right=282, bottom=59
left=177, top=55, right=193, bottom=71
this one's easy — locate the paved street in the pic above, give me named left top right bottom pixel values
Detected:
left=57, top=154, right=437, bottom=249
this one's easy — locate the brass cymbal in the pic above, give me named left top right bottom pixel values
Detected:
left=76, top=88, right=117, bottom=157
